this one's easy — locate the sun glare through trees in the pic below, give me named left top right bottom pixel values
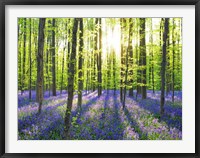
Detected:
left=18, top=18, right=182, bottom=140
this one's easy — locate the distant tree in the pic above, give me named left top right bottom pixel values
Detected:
left=120, top=18, right=125, bottom=102
left=60, top=39, right=66, bottom=95
left=107, top=47, right=111, bottom=94
left=112, top=47, right=116, bottom=96
left=22, top=18, right=26, bottom=95
left=129, top=18, right=134, bottom=97
left=92, top=18, right=98, bottom=92
left=149, top=18, right=155, bottom=94
left=18, top=19, right=22, bottom=94
left=123, top=19, right=130, bottom=109
left=172, top=19, right=175, bottom=102
left=166, top=19, right=171, bottom=96
left=29, top=18, right=32, bottom=100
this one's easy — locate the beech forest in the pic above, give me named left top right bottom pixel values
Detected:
left=18, top=18, right=182, bottom=140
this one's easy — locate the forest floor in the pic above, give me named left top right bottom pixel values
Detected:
left=18, top=90, right=182, bottom=140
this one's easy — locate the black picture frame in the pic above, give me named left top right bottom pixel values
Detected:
left=0, top=0, right=199, bottom=158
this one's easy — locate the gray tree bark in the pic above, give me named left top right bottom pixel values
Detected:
left=22, top=18, right=26, bottom=95
left=78, top=18, right=84, bottom=108
left=64, top=18, right=79, bottom=139
left=37, top=18, right=46, bottom=114
left=97, top=18, right=102, bottom=97
left=140, top=18, right=147, bottom=99
left=52, top=18, right=56, bottom=96
left=160, top=18, right=169, bottom=115
left=29, top=18, right=32, bottom=100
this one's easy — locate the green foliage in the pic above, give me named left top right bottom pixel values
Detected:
left=18, top=18, right=182, bottom=93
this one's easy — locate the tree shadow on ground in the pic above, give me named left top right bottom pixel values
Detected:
left=128, top=95, right=182, bottom=131
left=123, top=105, right=147, bottom=140
left=18, top=99, right=67, bottom=133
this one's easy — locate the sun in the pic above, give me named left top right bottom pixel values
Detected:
left=102, top=18, right=121, bottom=59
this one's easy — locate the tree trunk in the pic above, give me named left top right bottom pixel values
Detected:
left=52, top=18, right=56, bottom=96
left=60, top=44, right=66, bottom=95
left=152, top=51, right=155, bottom=94
left=160, top=18, right=169, bottom=115
left=46, top=40, right=50, bottom=96
left=149, top=18, right=155, bottom=94
left=172, top=19, right=175, bottom=102
left=29, top=18, right=32, bottom=100
left=78, top=18, right=84, bottom=108
left=64, top=18, right=78, bottom=139
left=136, top=19, right=142, bottom=98
left=46, top=20, right=51, bottom=97
left=129, top=19, right=134, bottom=97
left=22, top=18, right=26, bottom=95
left=166, top=19, right=170, bottom=96
left=97, top=18, right=102, bottom=97
left=86, top=35, right=89, bottom=94
left=18, top=21, right=22, bottom=94
left=37, top=18, right=46, bottom=114
left=177, top=19, right=182, bottom=90
left=107, top=48, right=111, bottom=94
left=140, top=18, right=147, bottom=99
left=67, top=19, right=71, bottom=71
left=92, top=19, right=98, bottom=92
left=113, top=49, right=116, bottom=96
left=120, top=18, right=125, bottom=102
left=123, top=19, right=130, bottom=109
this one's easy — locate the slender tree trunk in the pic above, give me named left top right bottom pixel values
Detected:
left=107, top=47, right=111, bottom=94
left=46, top=20, right=51, bottom=97
left=159, top=19, right=163, bottom=92
left=149, top=19, right=155, bottom=94
left=113, top=49, right=116, bottom=96
left=140, top=18, right=147, bottom=99
left=166, top=19, right=170, bottom=96
left=160, top=18, right=169, bottom=115
left=78, top=18, right=84, bottom=108
left=86, top=43, right=89, bottom=95
left=86, top=23, right=90, bottom=95
left=97, top=18, right=102, bottom=97
left=46, top=41, right=50, bottom=96
left=152, top=51, right=155, bottom=94
left=120, top=18, right=125, bottom=102
left=52, top=18, right=56, bottom=96
left=123, top=19, right=130, bottom=109
left=64, top=18, right=78, bottom=139
left=172, top=19, right=175, bottom=102
left=137, top=19, right=142, bottom=98
left=29, top=18, right=32, bottom=100
left=60, top=45, right=65, bottom=95
left=177, top=19, right=182, bottom=90
left=67, top=19, right=71, bottom=71
left=45, top=37, right=48, bottom=92
left=22, top=18, right=26, bottom=95
left=129, top=19, right=134, bottom=97
left=92, top=18, right=97, bottom=92
left=61, top=22, right=68, bottom=95
left=18, top=21, right=22, bottom=93
left=37, top=18, right=46, bottom=114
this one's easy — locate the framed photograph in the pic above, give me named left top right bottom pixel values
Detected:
left=1, top=0, right=199, bottom=157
